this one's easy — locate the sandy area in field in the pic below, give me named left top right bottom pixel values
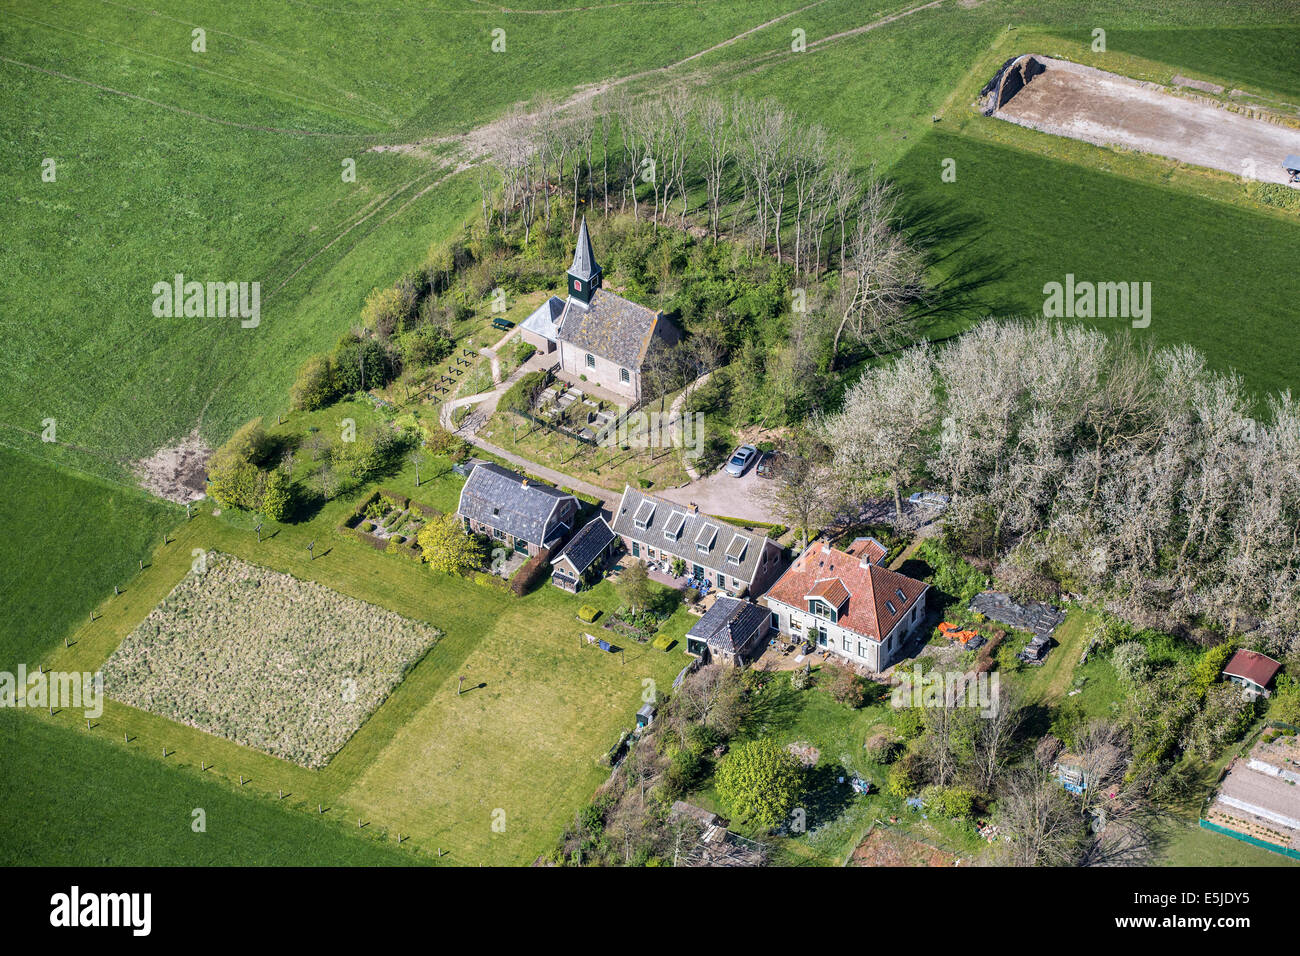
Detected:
left=131, top=427, right=210, bottom=502
left=994, top=57, right=1300, bottom=186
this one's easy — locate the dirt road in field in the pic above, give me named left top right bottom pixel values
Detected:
left=994, top=57, right=1300, bottom=186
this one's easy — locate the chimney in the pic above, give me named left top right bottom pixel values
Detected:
left=688, top=502, right=698, bottom=514
left=521, top=478, right=529, bottom=488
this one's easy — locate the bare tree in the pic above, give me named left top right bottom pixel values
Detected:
left=825, top=343, right=938, bottom=517
left=831, top=176, right=927, bottom=364
left=996, top=763, right=1088, bottom=866
left=697, top=95, right=732, bottom=242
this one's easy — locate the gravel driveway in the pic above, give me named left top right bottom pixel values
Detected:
left=657, top=462, right=780, bottom=525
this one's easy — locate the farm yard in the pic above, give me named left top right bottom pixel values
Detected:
left=102, top=552, right=442, bottom=768
left=4, top=0, right=1300, bottom=870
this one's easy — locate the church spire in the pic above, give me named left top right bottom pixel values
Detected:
left=566, top=216, right=601, bottom=305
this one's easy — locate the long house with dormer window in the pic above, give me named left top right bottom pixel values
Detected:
left=762, top=537, right=930, bottom=673
left=609, top=486, right=786, bottom=598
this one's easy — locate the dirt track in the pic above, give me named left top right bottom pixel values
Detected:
left=995, top=57, right=1300, bottom=186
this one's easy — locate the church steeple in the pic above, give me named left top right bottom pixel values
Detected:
left=566, top=216, right=601, bottom=306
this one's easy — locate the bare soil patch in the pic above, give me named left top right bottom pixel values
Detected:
left=131, top=427, right=210, bottom=502
left=849, top=826, right=960, bottom=867
left=993, top=57, right=1300, bottom=185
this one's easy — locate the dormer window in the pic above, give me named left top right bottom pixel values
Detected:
left=663, top=511, right=686, bottom=541
left=806, top=598, right=838, bottom=623
left=695, top=523, right=718, bottom=553
left=633, top=499, right=656, bottom=530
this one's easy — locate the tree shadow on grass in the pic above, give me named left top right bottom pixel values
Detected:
left=800, top=764, right=857, bottom=833
left=742, top=678, right=806, bottom=736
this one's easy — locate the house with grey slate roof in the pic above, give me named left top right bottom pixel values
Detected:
left=609, top=485, right=787, bottom=598
left=685, top=596, right=772, bottom=667
left=549, top=516, right=619, bottom=591
left=517, top=217, right=678, bottom=403
left=456, top=462, right=578, bottom=558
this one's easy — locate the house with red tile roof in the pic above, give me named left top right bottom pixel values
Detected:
left=761, top=539, right=929, bottom=672
left=1222, top=649, right=1282, bottom=698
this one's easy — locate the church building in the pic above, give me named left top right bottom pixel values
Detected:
left=518, top=217, right=679, bottom=403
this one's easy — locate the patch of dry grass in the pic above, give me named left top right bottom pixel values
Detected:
left=102, top=552, right=440, bottom=768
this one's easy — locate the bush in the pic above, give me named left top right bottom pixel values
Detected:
left=509, top=554, right=547, bottom=595
left=826, top=664, right=869, bottom=708
left=920, top=784, right=976, bottom=818
left=789, top=666, right=813, bottom=691
left=1112, top=641, right=1150, bottom=684
left=651, top=632, right=675, bottom=651
left=291, top=355, right=338, bottom=411
left=885, top=753, right=920, bottom=798
left=1249, top=181, right=1300, bottom=213
left=399, top=324, right=454, bottom=369
left=715, top=738, right=805, bottom=831
left=577, top=605, right=601, bottom=623
left=499, top=370, right=550, bottom=416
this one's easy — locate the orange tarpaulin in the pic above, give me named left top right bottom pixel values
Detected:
left=939, top=622, right=979, bottom=643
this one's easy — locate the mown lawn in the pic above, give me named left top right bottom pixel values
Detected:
left=1009, top=609, right=1095, bottom=706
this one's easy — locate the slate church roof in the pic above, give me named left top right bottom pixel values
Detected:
left=557, top=290, right=663, bottom=370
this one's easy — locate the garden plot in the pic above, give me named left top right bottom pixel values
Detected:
left=991, top=56, right=1300, bottom=185
left=101, top=552, right=440, bottom=769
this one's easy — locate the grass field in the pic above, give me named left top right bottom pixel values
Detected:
left=0, top=447, right=180, bottom=669
left=891, top=130, right=1300, bottom=399
left=0, top=709, right=421, bottom=866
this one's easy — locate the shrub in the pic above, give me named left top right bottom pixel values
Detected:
left=715, top=738, right=805, bottom=831
left=826, top=664, right=869, bottom=708
left=577, top=605, right=601, bottom=623
left=651, top=632, right=674, bottom=651
left=418, top=513, right=486, bottom=575
left=1112, top=641, right=1150, bottom=684
left=499, top=370, right=551, bottom=416
left=885, top=753, right=920, bottom=798
left=361, top=283, right=418, bottom=340
left=291, top=355, right=338, bottom=411
left=789, top=666, right=813, bottom=691
left=509, top=554, right=547, bottom=595
left=1249, top=181, right=1300, bottom=213
left=260, top=469, right=294, bottom=522
left=399, top=324, right=453, bottom=369
left=921, top=784, right=976, bottom=818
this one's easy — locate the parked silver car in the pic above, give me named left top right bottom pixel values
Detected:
left=724, top=444, right=758, bottom=477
